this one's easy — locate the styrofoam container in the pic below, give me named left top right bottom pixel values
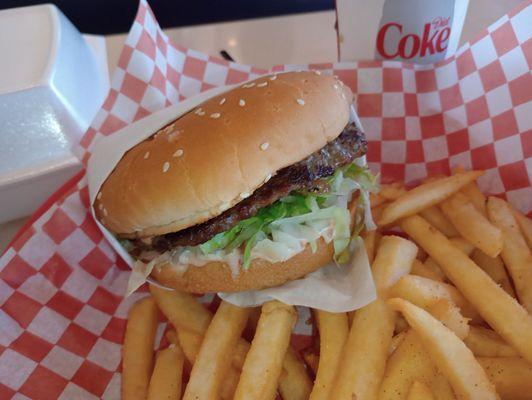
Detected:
left=0, top=4, right=109, bottom=223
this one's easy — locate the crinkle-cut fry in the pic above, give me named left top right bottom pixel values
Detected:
left=122, top=297, right=159, bottom=400
left=279, top=347, right=313, bottom=400
left=330, top=236, right=417, bottom=400
left=407, top=381, right=435, bottom=400
left=147, top=344, right=184, bottom=400
left=512, top=208, right=532, bottom=249
left=389, top=298, right=499, bottom=400
left=478, top=357, right=532, bottom=400
left=309, top=311, right=348, bottom=400
left=400, top=215, right=532, bottom=363
left=441, top=193, right=503, bottom=257
left=234, top=301, right=297, bottom=400
left=378, top=170, right=484, bottom=226
left=471, top=249, right=516, bottom=298
left=391, top=274, right=481, bottom=323
left=464, top=326, right=518, bottom=357
left=428, top=299, right=470, bottom=340
left=183, top=302, right=249, bottom=400
left=487, top=197, right=532, bottom=313
left=415, top=258, right=445, bottom=282
left=420, top=206, right=458, bottom=237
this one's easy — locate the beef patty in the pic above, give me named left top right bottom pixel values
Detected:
left=132, top=122, right=366, bottom=254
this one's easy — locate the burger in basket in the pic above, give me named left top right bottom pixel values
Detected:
left=93, top=71, right=374, bottom=293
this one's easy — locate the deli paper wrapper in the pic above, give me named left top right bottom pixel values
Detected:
left=87, top=79, right=377, bottom=312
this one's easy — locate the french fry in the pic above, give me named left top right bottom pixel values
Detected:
left=478, top=357, right=532, bottom=400
left=471, top=249, right=516, bottom=297
left=371, top=236, right=418, bottom=295
left=464, top=326, right=518, bottom=357
left=302, top=350, right=319, bottom=376
left=388, top=331, right=407, bottom=356
left=441, top=193, right=503, bottom=257
left=147, top=344, right=185, bottom=400
left=428, top=299, right=470, bottom=340
left=407, top=381, right=435, bottom=400
left=151, top=285, right=310, bottom=399
left=378, top=170, right=483, bottom=226
left=417, top=258, right=445, bottom=282
left=461, top=180, right=488, bottom=217
left=122, top=297, right=159, bottom=400
left=371, top=192, right=388, bottom=208
left=380, top=183, right=407, bottom=200
left=487, top=197, right=532, bottom=313
left=234, top=301, right=297, bottom=400
left=513, top=208, right=532, bottom=249
left=330, top=236, right=417, bottom=399
left=371, top=203, right=386, bottom=224
left=431, top=374, right=456, bottom=400
left=279, top=347, right=313, bottom=400
left=395, top=314, right=409, bottom=333
left=379, top=330, right=438, bottom=400
left=449, top=236, right=475, bottom=255
left=183, top=301, right=250, bottom=400
left=150, top=285, right=211, bottom=334
left=401, top=215, right=532, bottom=363
left=389, top=298, right=499, bottom=399
left=309, top=311, right=348, bottom=400
left=362, top=229, right=378, bottom=264
left=390, top=274, right=481, bottom=323
left=420, top=206, right=458, bottom=237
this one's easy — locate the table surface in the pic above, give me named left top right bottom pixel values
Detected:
left=0, top=0, right=522, bottom=253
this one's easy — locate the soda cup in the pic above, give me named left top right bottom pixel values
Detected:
left=337, top=0, right=470, bottom=63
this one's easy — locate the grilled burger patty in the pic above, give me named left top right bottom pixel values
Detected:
left=132, top=122, right=366, bottom=254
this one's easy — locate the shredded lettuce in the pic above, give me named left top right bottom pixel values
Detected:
left=198, top=163, right=378, bottom=269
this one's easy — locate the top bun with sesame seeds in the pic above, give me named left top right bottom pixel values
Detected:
left=93, top=71, right=369, bottom=293
left=94, top=71, right=353, bottom=237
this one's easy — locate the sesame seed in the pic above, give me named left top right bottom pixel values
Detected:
left=162, top=162, right=170, bottom=173
left=242, top=82, right=255, bottom=88
left=239, top=99, right=246, bottom=107
left=341, top=92, right=346, bottom=100
left=219, top=98, right=226, bottom=105
left=163, top=124, right=174, bottom=135
left=264, top=174, right=272, bottom=182
left=219, top=202, right=230, bottom=212
left=333, top=84, right=339, bottom=90
left=103, top=208, right=108, bottom=216
left=169, top=343, right=176, bottom=349
left=144, top=151, right=150, bottom=159
left=168, top=132, right=179, bottom=142
left=240, top=192, right=250, bottom=199
left=97, top=192, right=102, bottom=200
left=98, top=203, right=103, bottom=210
left=210, top=113, right=221, bottom=119
left=194, top=108, right=203, bottom=115
left=270, top=75, right=277, bottom=80
left=198, top=110, right=206, bottom=116
left=314, top=70, right=322, bottom=75
left=173, top=149, right=184, bottom=157
left=257, top=82, right=268, bottom=87
left=296, top=99, right=305, bottom=106
left=260, top=142, right=269, bottom=150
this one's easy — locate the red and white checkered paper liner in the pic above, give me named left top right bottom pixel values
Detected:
left=0, top=0, right=530, bottom=398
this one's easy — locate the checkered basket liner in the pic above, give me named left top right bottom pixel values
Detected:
left=0, top=0, right=530, bottom=398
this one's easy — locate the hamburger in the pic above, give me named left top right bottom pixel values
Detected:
left=93, top=71, right=374, bottom=293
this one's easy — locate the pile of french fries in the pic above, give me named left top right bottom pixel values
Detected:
left=122, top=169, right=532, bottom=400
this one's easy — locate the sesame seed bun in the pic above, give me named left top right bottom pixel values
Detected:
left=94, top=71, right=352, bottom=238
left=151, top=239, right=334, bottom=293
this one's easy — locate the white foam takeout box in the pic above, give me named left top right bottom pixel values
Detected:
left=0, top=4, right=109, bottom=223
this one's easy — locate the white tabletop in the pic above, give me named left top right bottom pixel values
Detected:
left=0, top=0, right=521, bottom=253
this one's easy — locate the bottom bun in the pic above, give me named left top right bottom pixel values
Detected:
left=150, top=239, right=334, bottom=293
